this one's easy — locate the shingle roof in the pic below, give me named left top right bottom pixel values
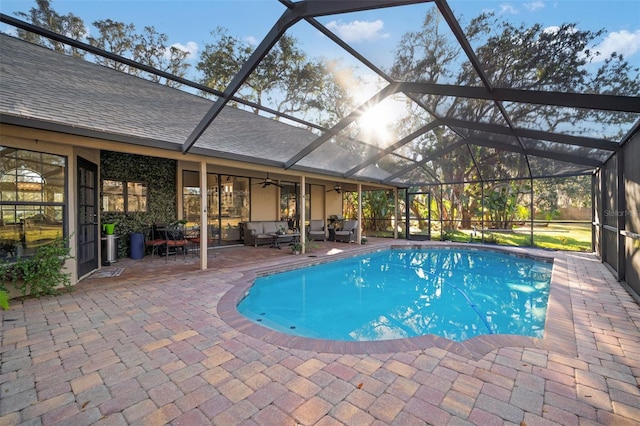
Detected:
left=0, top=34, right=352, bottom=177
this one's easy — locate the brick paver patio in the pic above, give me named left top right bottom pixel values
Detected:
left=1, top=240, right=639, bottom=425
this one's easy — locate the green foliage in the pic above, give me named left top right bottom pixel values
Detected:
left=16, top=0, right=190, bottom=87
left=291, top=237, right=318, bottom=253
left=390, top=8, right=638, bottom=226
left=362, top=190, right=395, bottom=232
left=15, top=0, right=87, bottom=57
left=101, top=151, right=177, bottom=257
left=0, top=290, right=9, bottom=310
left=89, top=20, right=190, bottom=86
left=484, top=183, right=526, bottom=229
left=0, top=236, right=73, bottom=299
left=196, top=28, right=354, bottom=125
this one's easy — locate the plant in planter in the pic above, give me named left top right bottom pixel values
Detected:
left=290, top=241, right=304, bottom=255
left=290, top=237, right=318, bottom=255
left=0, top=235, right=73, bottom=299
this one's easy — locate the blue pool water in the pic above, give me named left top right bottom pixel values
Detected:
left=237, top=248, right=553, bottom=342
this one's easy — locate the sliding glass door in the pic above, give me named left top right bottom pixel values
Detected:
left=182, top=171, right=249, bottom=246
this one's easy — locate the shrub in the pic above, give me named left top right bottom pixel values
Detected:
left=0, top=236, right=73, bottom=299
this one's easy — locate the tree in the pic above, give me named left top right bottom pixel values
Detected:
left=389, top=9, right=640, bottom=230
left=362, top=190, right=395, bottom=232
left=134, top=26, right=190, bottom=88
left=14, top=0, right=86, bottom=57
left=197, top=27, right=353, bottom=125
left=15, top=1, right=190, bottom=87
left=88, top=19, right=138, bottom=74
left=88, top=21, right=190, bottom=87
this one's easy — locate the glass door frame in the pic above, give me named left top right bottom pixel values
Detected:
left=405, top=189, right=432, bottom=241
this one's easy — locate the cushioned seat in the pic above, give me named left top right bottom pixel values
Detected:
left=242, top=221, right=290, bottom=247
left=335, top=220, right=358, bottom=243
left=308, top=220, right=326, bottom=241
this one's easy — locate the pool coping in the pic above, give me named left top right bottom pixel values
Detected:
left=217, top=242, right=577, bottom=360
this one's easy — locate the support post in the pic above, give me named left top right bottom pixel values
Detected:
left=199, top=161, right=208, bottom=271
left=301, top=175, right=306, bottom=254
left=394, top=187, right=398, bottom=239
left=617, top=151, right=625, bottom=282
left=357, top=183, right=362, bottom=244
left=530, top=176, right=534, bottom=247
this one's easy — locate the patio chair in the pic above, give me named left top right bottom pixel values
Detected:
left=164, top=221, right=188, bottom=262
left=144, top=224, right=166, bottom=260
left=308, top=220, right=326, bottom=241
left=335, top=220, right=358, bottom=243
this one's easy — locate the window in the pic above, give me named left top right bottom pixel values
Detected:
left=0, top=147, right=66, bottom=259
left=102, top=179, right=147, bottom=212
left=181, top=171, right=250, bottom=245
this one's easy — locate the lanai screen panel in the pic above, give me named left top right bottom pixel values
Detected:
left=2, top=0, right=639, bottom=187
left=528, top=156, right=595, bottom=178
left=503, top=103, right=639, bottom=141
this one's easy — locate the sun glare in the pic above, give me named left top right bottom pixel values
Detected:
left=358, top=103, right=394, bottom=144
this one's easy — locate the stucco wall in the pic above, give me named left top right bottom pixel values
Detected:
left=250, top=185, right=278, bottom=221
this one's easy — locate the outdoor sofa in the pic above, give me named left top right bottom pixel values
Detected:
left=242, top=221, right=292, bottom=247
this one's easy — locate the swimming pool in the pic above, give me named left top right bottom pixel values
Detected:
left=237, top=248, right=553, bottom=342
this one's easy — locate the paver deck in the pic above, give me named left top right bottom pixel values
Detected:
left=1, top=239, right=639, bottom=425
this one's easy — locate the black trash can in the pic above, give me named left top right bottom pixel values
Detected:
left=130, top=232, right=145, bottom=259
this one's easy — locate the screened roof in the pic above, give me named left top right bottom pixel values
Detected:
left=1, top=0, right=639, bottom=187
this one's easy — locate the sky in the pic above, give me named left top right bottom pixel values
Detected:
left=2, top=0, right=639, bottom=72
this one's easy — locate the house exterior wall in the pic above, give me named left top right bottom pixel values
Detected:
left=1, top=124, right=393, bottom=290
left=309, top=185, right=325, bottom=221
left=326, top=191, right=343, bottom=219
left=1, top=126, right=83, bottom=295
left=250, top=185, right=278, bottom=221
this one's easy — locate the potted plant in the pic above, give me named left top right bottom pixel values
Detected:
left=290, top=241, right=303, bottom=255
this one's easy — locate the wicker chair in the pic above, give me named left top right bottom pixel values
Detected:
left=334, top=220, right=358, bottom=243
left=308, top=220, right=326, bottom=241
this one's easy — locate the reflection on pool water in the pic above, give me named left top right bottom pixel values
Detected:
left=237, top=248, right=553, bottom=342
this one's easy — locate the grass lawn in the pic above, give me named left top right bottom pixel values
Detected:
left=428, top=222, right=592, bottom=252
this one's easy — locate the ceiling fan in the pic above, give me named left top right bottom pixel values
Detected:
left=254, top=173, right=284, bottom=189
left=327, top=183, right=342, bottom=194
